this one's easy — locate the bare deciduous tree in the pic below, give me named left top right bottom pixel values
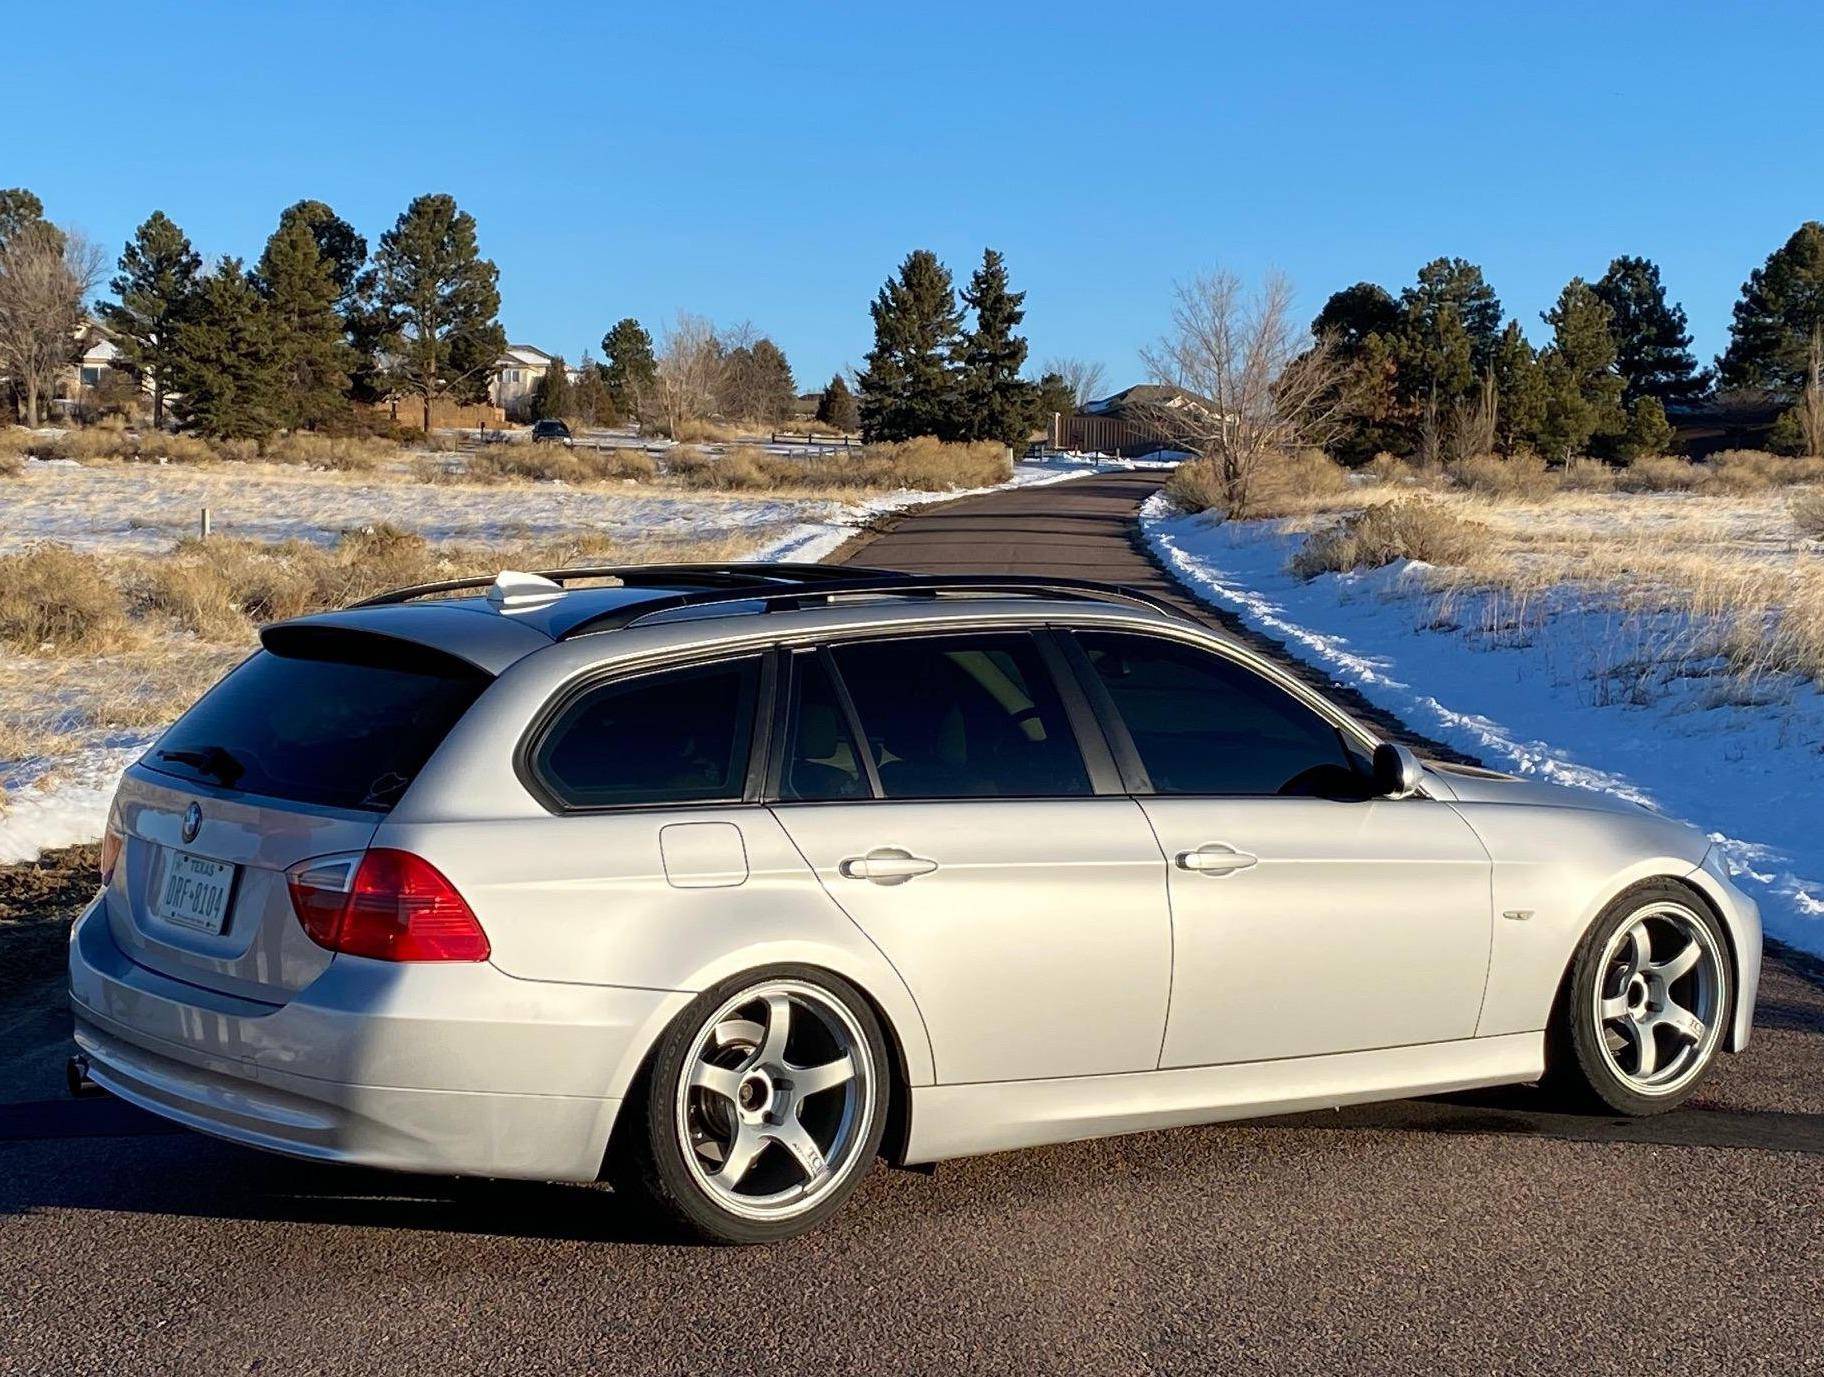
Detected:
left=1447, top=370, right=1499, bottom=463
left=1137, top=270, right=1340, bottom=516
left=1042, top=356, right=1108, bottom=410
left=645, top=312, right=725, bottom=437
left=0, top=223, right=102, bottom=425
left=1800, top=325, right=1824, bottom=458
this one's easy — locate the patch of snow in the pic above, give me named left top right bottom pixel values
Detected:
left=1141, top=493, right=1824, bottom=958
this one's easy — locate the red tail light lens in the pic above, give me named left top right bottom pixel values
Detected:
left=99, top=824, right=124, bottom=887
left=287, top=849, right=490, bottom=962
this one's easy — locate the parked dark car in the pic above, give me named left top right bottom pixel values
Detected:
left=531, top=419, right=573, bottom=445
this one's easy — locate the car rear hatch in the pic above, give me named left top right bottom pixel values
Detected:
left=106, top=625, right=495, bottom=1004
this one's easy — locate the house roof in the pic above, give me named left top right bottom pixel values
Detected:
left=499, top=345, right=554, bottom=369
left=1081, top=383, right=1217, bottom=418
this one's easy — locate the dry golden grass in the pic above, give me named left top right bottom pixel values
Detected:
left=1164, top=450, right=1352, bottom=519
left=1291, top=499, right=1487, bottom=578
left=262, top=433, right=400, bottom=472
left=1447, top=452, right=1556, bottom=499
left=446, top=446, right=661, bottom=485
left=0, top=546, right=130, bottom=652
left=1792, top=489, right=1824, bottom=540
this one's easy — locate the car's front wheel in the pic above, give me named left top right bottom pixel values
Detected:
left=1550, top=881, right=1731, bottom=1115
left=618, top=966, right=889, bottom=1244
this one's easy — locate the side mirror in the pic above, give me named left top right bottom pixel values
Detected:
left=1372, top=742, right=1425, bottom=798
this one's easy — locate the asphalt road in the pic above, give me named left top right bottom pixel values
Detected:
left=3, top=471, right=1821, bottom=1376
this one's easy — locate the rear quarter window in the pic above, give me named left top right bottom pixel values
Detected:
left=145, top=628, right=491, bottom=812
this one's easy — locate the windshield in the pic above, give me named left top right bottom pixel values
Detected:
left=145, top=628, right=491, bottom=812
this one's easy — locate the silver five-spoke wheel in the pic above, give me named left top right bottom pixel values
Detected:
left=1591, top=901, right=1726, bottom=1096
left=674, top=978, right=877, bottom=1225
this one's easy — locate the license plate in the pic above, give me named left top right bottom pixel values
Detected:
left=154, top=851, right=238, bottom=934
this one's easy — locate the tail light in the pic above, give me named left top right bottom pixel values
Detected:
left=98, top=808, right=124, bottom=887
left=286, top=849, right=490, bottom=962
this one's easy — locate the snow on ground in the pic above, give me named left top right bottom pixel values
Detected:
left=1142, top=493, right=1824, bottom=959
left=0, top=456, right=1098, bottom=863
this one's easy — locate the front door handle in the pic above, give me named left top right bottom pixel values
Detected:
left=1176, top=843, right=1258, bottom=876
left=838, top=847, right=939, bottom=885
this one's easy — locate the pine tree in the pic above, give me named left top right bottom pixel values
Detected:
left=570, top=351, right=610, bottom=425
left=276, top=200, right=387, bottom=404
left=1491, top=320, right=1547, bottom=454
left=1032, top=372, right=1074, bottom=433
left=1618, top=396, right=1674, bottom=459
left=169, top=259, right=283, bottom=439
left=1397, top=258, right=1503, bottom=389
left=857, top=249, right=963, bottom=442
left=255, top=213, right=353, bottom=430
left=1536, top=279, right=1626, bottom=460
left=815, top=373, right=859, bottom=432
left=1591, top=256, right=1707, bottom=408
left=0, top=189, right=46, bottom=249
left=372, top=194, right=506, bottom=431
left=1718, top=222, right=1824, bottom=399
left=98, top=211, right=201, bottom=427
left=719, top=335, right=796, bottom=423
left=600, top=317, right=657, bottom=422
left=1312, top=282, right=1401, bottom=354
left=955, top=248, right=1038, bottom=445
left=532, top=354, right=572, bottom=420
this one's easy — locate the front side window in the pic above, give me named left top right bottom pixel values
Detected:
left=533, top=657, right=760, bottom=808
left=1076, top=631, right=1369, bottom=799
left=829, top=633, right=1091, bottom=799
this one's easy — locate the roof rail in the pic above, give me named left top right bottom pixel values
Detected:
left=347, top=562, right=904, bottom=609
left=556, top=572, right=1191, bottom=639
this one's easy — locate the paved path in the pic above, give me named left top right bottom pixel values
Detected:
left=2, top=472, right=1821, bottom=1376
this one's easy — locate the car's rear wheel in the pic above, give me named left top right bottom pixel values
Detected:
left=1550, top=881, right=1731, bottom=1115
left=618, top=966, right=889, bottom=1244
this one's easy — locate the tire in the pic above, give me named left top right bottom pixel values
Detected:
left=614, top=965, right=890, bottom=1244
left=1547, top=880, right=1732, bottom=1116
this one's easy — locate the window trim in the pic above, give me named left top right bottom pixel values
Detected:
left=1057, top=625, right=1387, bottom=802
left=771, top=627, right=1116, bottom=805
left=515, top=649, right=774, bottom=816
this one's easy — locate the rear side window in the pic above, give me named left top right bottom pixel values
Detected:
left=533, top=657, right=760, bottom=808
left=147, top=628, right=490, bottom=812
left=829, top=633, right=1091, bottom=799
left=778, top=653, right=869, bottom=801
left=1075, top=631, right=1369, bottom=798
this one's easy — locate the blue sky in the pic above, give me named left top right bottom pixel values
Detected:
left=12, top=1, right=1824, bottom=391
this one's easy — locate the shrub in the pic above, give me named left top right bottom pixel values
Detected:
left=1706, top=449, right=1824, bottom=494
left=1361, top=452, right=1420, bottom=487
left=264, top=432, right=397, bottom=472
left=460, top=446, right=659, bottom=485
left=1448, top=452, right=1555, bottom=499
left=0, top=545, right=130, bottom=651
left=1618, top=453, right=1703, bottom=493
left=1246, top=449, right=1353, bottom=516
left=1291, top=500, right=1485, bottom=578
left=1792, top=490, right=1824, bottom=540
left=1559, top=457, right=1618, bottom=491
left=1164, top=459, right=1227, bottom=515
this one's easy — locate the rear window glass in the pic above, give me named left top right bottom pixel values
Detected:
left=145, top=629, right=490, bottom=812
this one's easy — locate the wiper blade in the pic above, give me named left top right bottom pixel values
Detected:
left=157, top=744, right=246, bottom=786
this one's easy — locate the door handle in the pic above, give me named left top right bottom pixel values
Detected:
left=1176, top=843, right=1258, bottom=876
left=838, top=847, right=939, bottom=885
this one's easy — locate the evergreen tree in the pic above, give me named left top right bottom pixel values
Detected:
left=1312, top=282, right=1400, bottom=354
left=1032, top=371, right=1075, bottom=432
left=955, top=248, right=1038, bottom=445
left=600, top=317, right=657, bottom=422
left=276, top=200, right=388, bottom=404
left=372, top=194, right=505, bottom=431
left=857, top=248, right=962, bottom=442
left=255, top=213, right=353, bottom=430
left=99, top=211, right=201, bottom=427
left=1491, top=320, right=1547, bottom=455
left=1334, top=330, right=1405, bottom=463
left=815, top=373, right=859, bottom=431
left=1718, top=221, right=1824, bottom=398
left=1591, top=256, right=1706, bottom=408
left=719, top=335, right=796, bottom=423
left=532, top=353, right=572, bottom=420
left=1395, top=258, right=1503, bottom=418
left=1536, top=278, right=1626, bottom=460
left=570, top=351, right=610, bottom=425
left=1618, top=395, right=1674, bottom=459
left=169, top=259, right=283, bottom=439
left=0, top=189, right=46, bottom=249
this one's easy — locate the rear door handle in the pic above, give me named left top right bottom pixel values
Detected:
left=838, top=847, right=939, bottom=885
left=1176, top=843, right=1258, bottom=876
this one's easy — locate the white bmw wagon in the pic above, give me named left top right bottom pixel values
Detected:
left=69, top=564, right=1762, bottom=1243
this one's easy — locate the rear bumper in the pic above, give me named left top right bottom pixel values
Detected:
left=69, top=896, right=690, bottom=1181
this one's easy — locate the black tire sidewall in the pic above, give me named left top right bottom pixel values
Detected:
left=637, top=964, right=891, bottom=1245
left=1559, top=880, right=1732, bottom=1116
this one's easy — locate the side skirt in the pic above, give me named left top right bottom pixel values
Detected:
left=902, top=1032, right=1544, bottom=1164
